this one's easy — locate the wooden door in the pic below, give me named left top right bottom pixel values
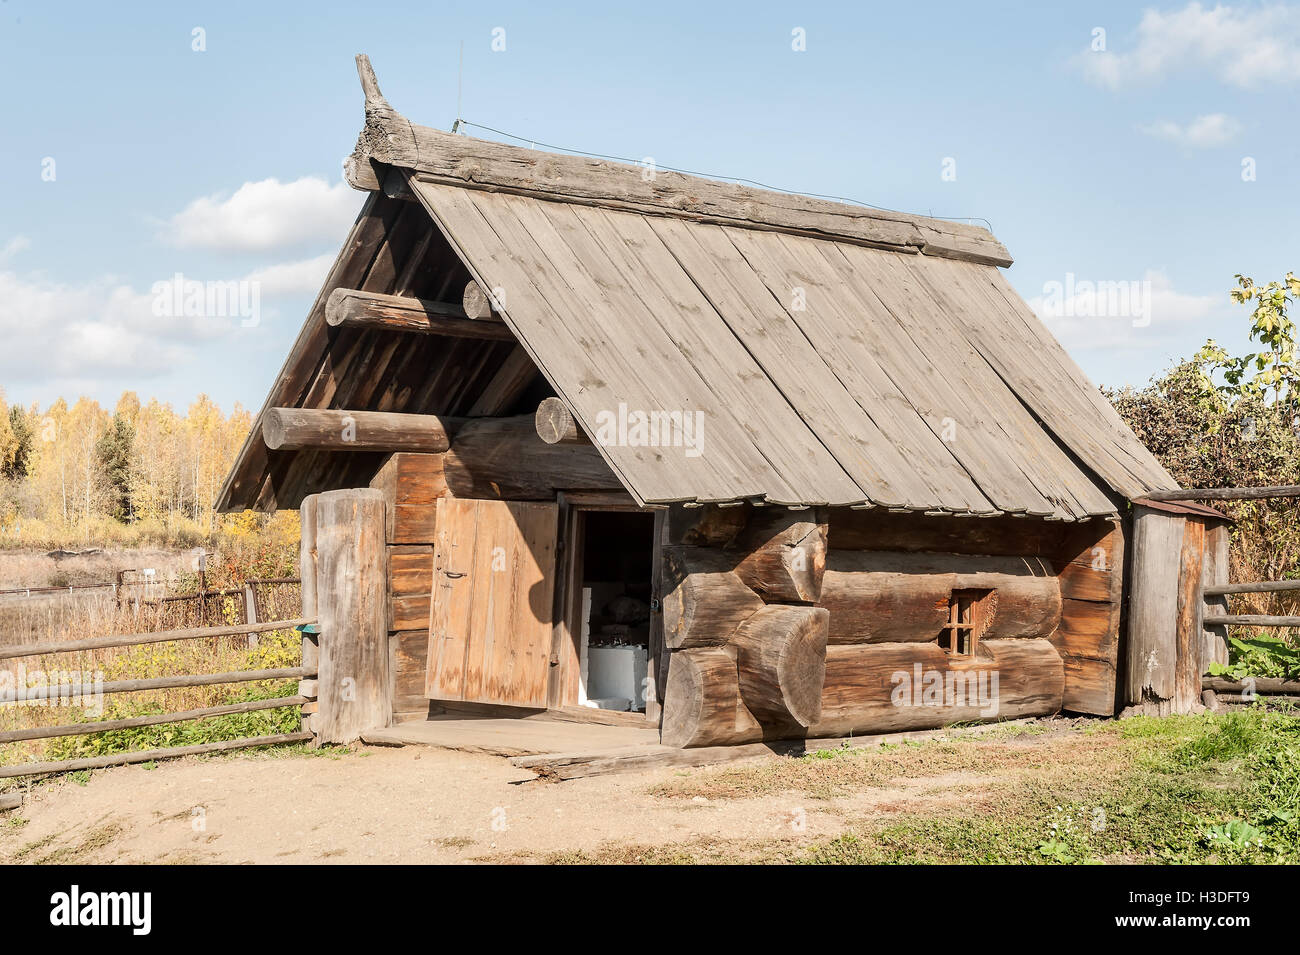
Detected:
left=425, top=498, right=559, bottom=707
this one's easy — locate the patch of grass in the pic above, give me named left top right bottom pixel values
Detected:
left=639, top=709, right=1300, bottom=865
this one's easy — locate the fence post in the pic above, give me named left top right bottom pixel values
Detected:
left=311, top=488, right=389, bottom=743
left=299, top=495, right=320, bottom=738
left=243, top=581, right=260, bottom=649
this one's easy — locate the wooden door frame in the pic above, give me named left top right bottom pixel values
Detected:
left=548, top=491, right=664, bottom=724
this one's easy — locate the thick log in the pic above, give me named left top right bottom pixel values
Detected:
left=817, top=550, right=1060, bottom=644
left=442, top=414, right=623, bottom=499
left=808, top=638, right=1063, bottom=737
left=314, top=488, right=390, bottom=743
left=535, top=397, right=590, bottom=445
left=731, top=508, right=827, bottom=603
left=263, top=408, right=463, bottom=453
left=660, top=648, right=763, bottom=748
left=462, top=280, right=504, bottom=321
left=325, top=287, right=515, bottom=339
left=346, top=57, right=1011, bottom=267
left=661, top=546, right=764, bottom=649
left=732, top=606, right=828, bottom=727
left=1124, top=506, right=1184, bottom=707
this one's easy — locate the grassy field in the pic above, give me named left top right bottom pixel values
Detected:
left=531, top=708, right=1300, bottom=864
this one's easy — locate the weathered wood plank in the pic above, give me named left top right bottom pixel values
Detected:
left=1124, top=506, right=1184, bottom=707
left=314, top=488, right=391, bottom=743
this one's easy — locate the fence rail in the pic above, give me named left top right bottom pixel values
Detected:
left=0, top=618, right=313, bottom=661
left=1143, top=484, right=1300, bottom=502
left=1204, top=580, right=1300, bottom=597
left=1204, top=613, right=1300, bottom=627
left=0, top=615, right=318, bottom=779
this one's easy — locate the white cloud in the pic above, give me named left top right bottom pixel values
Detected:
left=0, top=236, right=30, bottom=264
left=242, top=253, right=334, bottom=298
left=1080, top=2, right=1300, bottom=89
left=1028, top=269, right=1223, bottom=354
left=0, top=250, right=329, bottom=386
left=0, top=270, right=196, bottom=381
left=162, top=177, right=360, bottom=252
left=1139, top=113, right=1243, bottom=147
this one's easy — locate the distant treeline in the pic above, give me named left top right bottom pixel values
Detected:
left=0, top=389, right=257, bottom=546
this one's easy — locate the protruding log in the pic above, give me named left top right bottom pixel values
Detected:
left=660, top=648, right=763, bottom=748
left=732, top=605, right=828, bottom=727
left=263, top=408, right=464, bottom=453
left=462, top=280, right=503, bottom=320
left=661, top=546, right=764, bottom=649
left=535, top=397, right=589, bottom=445
left=732, top=509, right=827, bottom=603
left=325, top=288, right=515, bottom=340
left=818, top=550, right=1060, bottom=644
left=808, top=638, right=1063, bottom=738
left=443, top=414, right=622, bottom=499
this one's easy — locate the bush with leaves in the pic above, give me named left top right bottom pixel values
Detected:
left=1107, top=273, right=1300, bottom=672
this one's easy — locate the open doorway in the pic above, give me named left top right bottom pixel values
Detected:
left=574, top=510, right=656, bottom=713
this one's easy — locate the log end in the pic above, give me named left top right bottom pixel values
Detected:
left=261, top=408, right=289, bottom=451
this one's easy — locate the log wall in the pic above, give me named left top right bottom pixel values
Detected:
left=657, top=505, right=1121, bottom=747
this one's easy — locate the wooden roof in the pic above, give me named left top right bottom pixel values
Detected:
left=216, top=56, right=1178, bottom=516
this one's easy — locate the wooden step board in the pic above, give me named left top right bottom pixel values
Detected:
left=360, top=717, right=660, bottom=758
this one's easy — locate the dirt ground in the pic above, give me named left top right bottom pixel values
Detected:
left=0, top=737, right=1002, bottom=864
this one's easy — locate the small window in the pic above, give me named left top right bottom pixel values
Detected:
left=940, top=589, right=994, bottom=658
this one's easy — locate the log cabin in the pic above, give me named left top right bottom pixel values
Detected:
left=215, top=56, right=1228, bottom=749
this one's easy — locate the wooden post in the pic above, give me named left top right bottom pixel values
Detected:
left=299, top=494, right=320, bottom=736
left=1201, top=522, right=1230, bottom=670
left=243, top=581, right=260, bottom=649
left=312, top=488, right=390, bottom=743
left=1124, top=505, right=1185, bottom=715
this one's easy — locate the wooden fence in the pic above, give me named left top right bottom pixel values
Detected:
left=0, top=617, right=318, bottom=778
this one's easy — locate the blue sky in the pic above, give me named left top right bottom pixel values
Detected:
left=1, top=0, right=1296, bottom=413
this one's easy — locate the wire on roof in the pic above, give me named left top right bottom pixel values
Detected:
left=452, top=118, right=994, bottom=233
